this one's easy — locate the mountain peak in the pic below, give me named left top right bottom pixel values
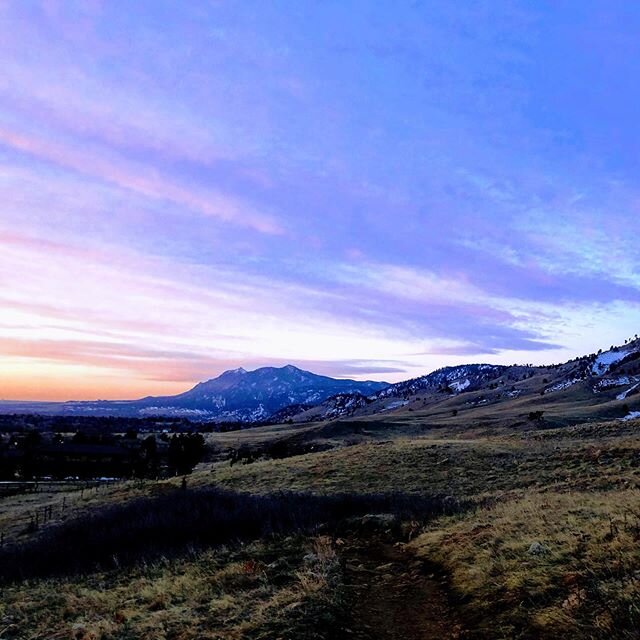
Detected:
left=219, top=367, right=247, bottom=377
left=135, top=364, right=389, bottom=421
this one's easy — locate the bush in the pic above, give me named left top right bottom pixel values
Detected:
left=0, top=489, right=467, bottom=583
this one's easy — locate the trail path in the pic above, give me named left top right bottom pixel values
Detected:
left=341, top=536, right=465, bottom=640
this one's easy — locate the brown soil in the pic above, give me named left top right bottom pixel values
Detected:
left=339, top=536, right=466, bottom=640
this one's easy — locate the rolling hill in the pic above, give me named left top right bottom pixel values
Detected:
left=277, top=337, right=640, bottom=428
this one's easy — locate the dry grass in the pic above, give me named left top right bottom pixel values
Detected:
left=195, top=421, right=640, bottom=638
left=413, top=489, right=640, bottom=639
left=203, top=421, right=321, bottom=451
left=0, top=535, right=342, bottom=640
left=0, top=478, right=177, bottom=546
left=205, top=434, right=640, bottom=498
left=3, top=417, right=640, bottom=638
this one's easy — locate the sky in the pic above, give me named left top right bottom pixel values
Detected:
left=1, top=1, right=640, bottom=401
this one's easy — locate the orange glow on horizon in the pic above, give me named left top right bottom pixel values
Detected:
left=0, top=374, right=191, bottom=402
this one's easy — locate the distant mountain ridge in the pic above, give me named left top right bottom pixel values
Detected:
left=0, top=365, right=389, bottom=422
left=272, top=337, right=640, bottom=424
left=131, top=365, right=388, bottom=421
left=3, top=336, right=640, bottom=426
left=377, top=363, right=507, bottom=398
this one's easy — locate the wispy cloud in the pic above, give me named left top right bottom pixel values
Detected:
left=0, top=127, right=284, bottom=235
left=1, top=2, right=640, bottom=399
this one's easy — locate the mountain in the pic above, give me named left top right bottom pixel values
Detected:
left=277, top=337, right=640, bottom=425
left=275, top=363, right=506, bottom=423
left=267, top=391, right=373, bottom=424
left=377, top=363, right=507, bottom=398
left=3, top=336, right=640, bottom=427
left=0, top=365, right=389, bottom=422
left=130, top=365, right=388, bottom=421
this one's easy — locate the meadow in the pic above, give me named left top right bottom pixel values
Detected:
left=1, top=415, right=639, bottom=638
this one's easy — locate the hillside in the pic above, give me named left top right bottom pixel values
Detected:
left=279, top=338, right=640, bottom=429
left=3, top=409, right=640, bottom=638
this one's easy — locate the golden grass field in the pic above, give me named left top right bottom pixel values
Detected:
left=1, top=415, right=640, bottom=639
left=0, top=534, right=341, bottom=640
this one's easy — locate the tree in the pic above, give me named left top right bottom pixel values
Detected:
left=134, top=435, right=159, bottom=478
left=168, top=433, right=206, bottom=476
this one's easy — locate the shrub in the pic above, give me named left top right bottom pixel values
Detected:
left=0, top=489, right=468, bottom=583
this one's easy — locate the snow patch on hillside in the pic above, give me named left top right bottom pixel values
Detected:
left=450, top=379, right=470, bottom=392
left=620, top=411, right=640, bottom=422
left=594, top=377, right=632, bottom=392
left=545, top=378, right=581, bottom=394
left=382, top=400, right=409, bottom=411
left=139, top=407, right=216, bottom=418
left=618, top=382, right=640, bottom=401
left=592, top=349, right=633, bottom=376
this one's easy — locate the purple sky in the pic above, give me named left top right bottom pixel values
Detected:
left=1, top=1, right=640, bottom=400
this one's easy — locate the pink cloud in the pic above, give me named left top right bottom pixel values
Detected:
left=0, top=126, right=284, bottom=235
left=0, top=336, right=242, bottom=383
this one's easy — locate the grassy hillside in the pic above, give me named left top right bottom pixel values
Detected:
left=1, top=415, right=640, bottom=638
left=0, top=535, right=342, bottom=640
left=415, top=489, right=640, bottom=638
left=207, top=422, right=640, bottom=498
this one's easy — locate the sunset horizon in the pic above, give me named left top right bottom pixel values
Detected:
left=3, top=334, right=638, bottom=403
left=2, top=2, right=640, bottom=400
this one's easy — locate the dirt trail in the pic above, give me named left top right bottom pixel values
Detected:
left=340, top=536, right=465, bottom=640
